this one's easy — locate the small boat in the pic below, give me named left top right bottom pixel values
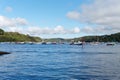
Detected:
left=41, top=42, right=47, bottom=45
left=0, top=51, right=10, bottom=55
left=70, top=41, right=83, bottom=45
left=106, top=43, right=115, bottom=46
left=70, top=42, right=74, bottom=45
left=74, top=42, right=83, bottom=45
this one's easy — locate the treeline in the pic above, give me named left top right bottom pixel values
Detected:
left=45, top=32, right=120, bottom=42
left=44, top=38, right=65, bottom=42
left=72, top=32, right=120, bottom=42
left=0, top=28, right=120, bottom=42
left=0, top=29, right=42, bottom=42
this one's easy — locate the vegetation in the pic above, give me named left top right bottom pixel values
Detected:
left=45, top=32, right=120, bottom=42
left=0, top=29, right=4, bottom=35
left=0, top=29, right=42, bottom=42
left=44, top=38, right=65, bottom=42
left=70, top=32, right=120, bottom=42
left=0, top=28, right=119, bottom=42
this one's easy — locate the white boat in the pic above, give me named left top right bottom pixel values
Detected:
left=70, top=41, right=83, bottom=45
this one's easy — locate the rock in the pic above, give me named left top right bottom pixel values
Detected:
left=0, top=51, right=10, bottom=55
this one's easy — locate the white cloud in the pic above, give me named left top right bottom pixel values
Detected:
left=0, top=15, right=28, bottom=27
left=27, top=25, right=80, bottom=35
left=27, top=27, right=51, bottom=34
left=54, top=25, right=66, bottom=34
left=6, top=27, right=24, bottom=32
left=27, top=26, right=61, bottom=34
left=67, top=0, right=120, bottom=34
left=0, top=16, right=14, bottom=27
left=73, top=27, right=80, bottom=33
left=14, top=17, right=28, bottom=25
left=0, top=15, right=81, bottom=36
left=66, top=11, right=80, bottom=20
left=5, top=6, right=13, bottom=12
left=80, top=25, right=120, bottom=35
left=81, top=26, right=94, bottom=33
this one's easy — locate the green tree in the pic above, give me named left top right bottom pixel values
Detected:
left=0, top=29, right=4, bottom=35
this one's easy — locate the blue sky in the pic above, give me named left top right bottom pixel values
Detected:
left=0, top=0, right=120, bottom=38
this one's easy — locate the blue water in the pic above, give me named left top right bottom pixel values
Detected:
left=0, top=43, right=120, bottom=80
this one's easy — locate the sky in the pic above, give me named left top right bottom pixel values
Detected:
left=0, top=0, right=120, bottom=38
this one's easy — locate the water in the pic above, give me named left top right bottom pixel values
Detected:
left=0, top=43, right=120, bottom=80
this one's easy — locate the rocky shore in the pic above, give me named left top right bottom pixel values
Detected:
left=0, top=51, right=10, bottom=55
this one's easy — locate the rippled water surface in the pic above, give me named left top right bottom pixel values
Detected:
left=0, top=43, right=120, bottom=80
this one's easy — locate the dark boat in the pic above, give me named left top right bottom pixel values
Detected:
left=0, top=51, right=10, bottom=55
left=106, top=43, right=115, bottom=46
left=70, top=42, right=74, bottom=45
left=41, top=42, right=47, bottom=45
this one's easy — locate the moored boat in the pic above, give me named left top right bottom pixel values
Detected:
left=0, top=51, right=10, bottom=55
left=41, top=42, right=47, bottom=45
left=106, top=42, right=115, bottom=46
left=70, top=41, right=84, bottom=45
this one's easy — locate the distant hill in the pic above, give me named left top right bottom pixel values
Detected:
left=45, top=32, right=120, bottom=42
left=0, top=28, right=119, bottom=42
left=71, top=32, right=120, bottom=42
left=44, top=38, right=65, bottom=42
left=0, top=29, right=42, bottom=42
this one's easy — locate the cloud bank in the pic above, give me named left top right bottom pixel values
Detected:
left=0, top=16, right=28, bottom=27
left=0, top=15, right=80, bottom=35
left=67, top=0, right=120, bottom=34
left=27, top=26, right=80, bottom=35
